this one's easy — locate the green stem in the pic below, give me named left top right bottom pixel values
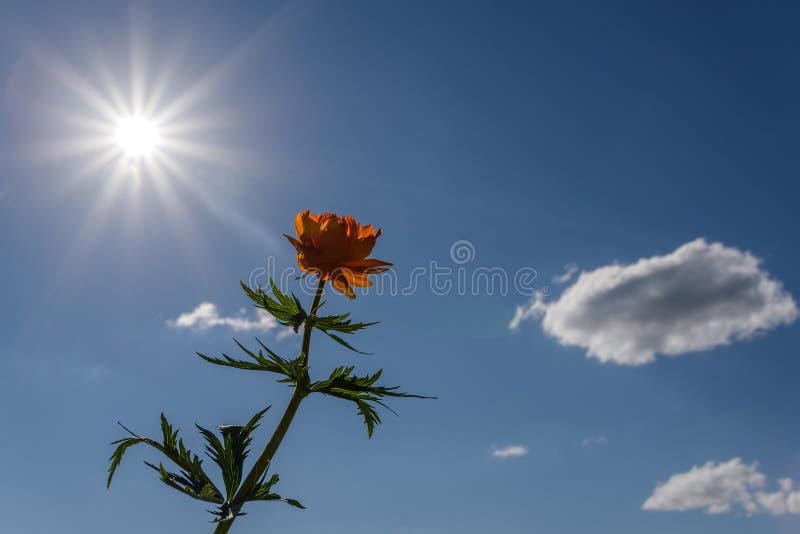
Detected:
left=213, top=277, right=326, bottom=534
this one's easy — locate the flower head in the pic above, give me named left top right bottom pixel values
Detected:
left=284, top=210, right=392, bottom=298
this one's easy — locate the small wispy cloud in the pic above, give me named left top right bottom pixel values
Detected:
left=84, top=364, right=110, bottom=382
left=167, top=302, right=277, bottom=332
left=509, top=290, right=548, bottom=331
left=552, top=262, right=578, bottom=284
left=579, top=435, right=608, bottom=448
left=491, top=445, right=528, bottom=458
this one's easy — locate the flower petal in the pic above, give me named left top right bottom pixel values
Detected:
left=288, top=210, right=390, bottom=298
left=330, top=273, right=356, bottom=299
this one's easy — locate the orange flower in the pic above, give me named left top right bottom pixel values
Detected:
left=284, top=210, right=392, bottom=298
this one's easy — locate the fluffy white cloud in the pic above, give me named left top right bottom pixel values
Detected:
left=511, top=239, right=797, bottom=365
left=756, top=478, right=800, bottom=515
left=167, top=302, right=277, bottom=332
left=643, top=458, right=800, bottom=516
left=643, top=458, right=765, bottom=514
left=491, top=445, right=528, bottom=458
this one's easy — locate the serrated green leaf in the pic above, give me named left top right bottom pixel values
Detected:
left=107, top=416, right=223, bottom=504
left=321, top=331, right=371, bottom=354
left=310, top=367, right=434, bottom=438
left=314, top=312, right=378, bottom=334
left=240, top=280, right=307, bottom=331
left=197, top=339, right=309, bottom=388
left=283, top=498, right=306, bottom=509
left=311, top=312, right=378, bottom=354
left=197, top=406, right=270, bottom=501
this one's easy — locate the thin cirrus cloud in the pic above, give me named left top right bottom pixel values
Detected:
left=167, top=302, right=277, bottom=332
left=552, top=262, right=578, bottom=285
left=510, top=238, right=798, bottom=365
left=491, top=445, right=528, bottom=458
left=643, top=458, right=800, bottom=516
left=579, top=435, right=608, bottom=448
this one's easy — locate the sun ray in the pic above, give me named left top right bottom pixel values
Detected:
left=26, top=43, right=119, bottom=122
left=143, top=153, right=214, bottom=284
left=128, top=4, right=150, bottom=116
left=142, top=37, right=190, bottom=118
left=87, top=46, right=133, bottom=119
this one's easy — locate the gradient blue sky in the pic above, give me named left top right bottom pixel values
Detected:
left=1, top=1, right=800, bottom=533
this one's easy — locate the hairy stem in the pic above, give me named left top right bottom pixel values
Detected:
left=213, top=278, right=326, bottom=534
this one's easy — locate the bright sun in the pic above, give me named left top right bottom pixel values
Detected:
left=114, top=116, right=160, bottom=157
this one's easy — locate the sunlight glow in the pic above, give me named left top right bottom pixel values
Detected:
left=114, top=116, right=159, bottom=157
left=15, top=14, right=270, bottom=277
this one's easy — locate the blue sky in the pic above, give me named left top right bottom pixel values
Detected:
left=1, top=1, right=800, bottom=533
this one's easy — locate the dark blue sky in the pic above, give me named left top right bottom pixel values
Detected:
left=1, top=1, right=799, bottom=533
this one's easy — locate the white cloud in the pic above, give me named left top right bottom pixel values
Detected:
left=643, top=458, right=764, bottom=514
left=491, top=445, right=528, bottom=458
left=509, top=290, right=549, bottom=330
left=276, top=327, right=298, bottom=341
left=553, top=262, right=578, bottom=285
left=167, top=302, right=277, bottom=332
left=510, top=239, right=797, bottom=365
left=756, top=478, right=800, bottom=515
left=579, top=435, right=608, bottom=448
left=643, top=458, right=800, bottom=516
